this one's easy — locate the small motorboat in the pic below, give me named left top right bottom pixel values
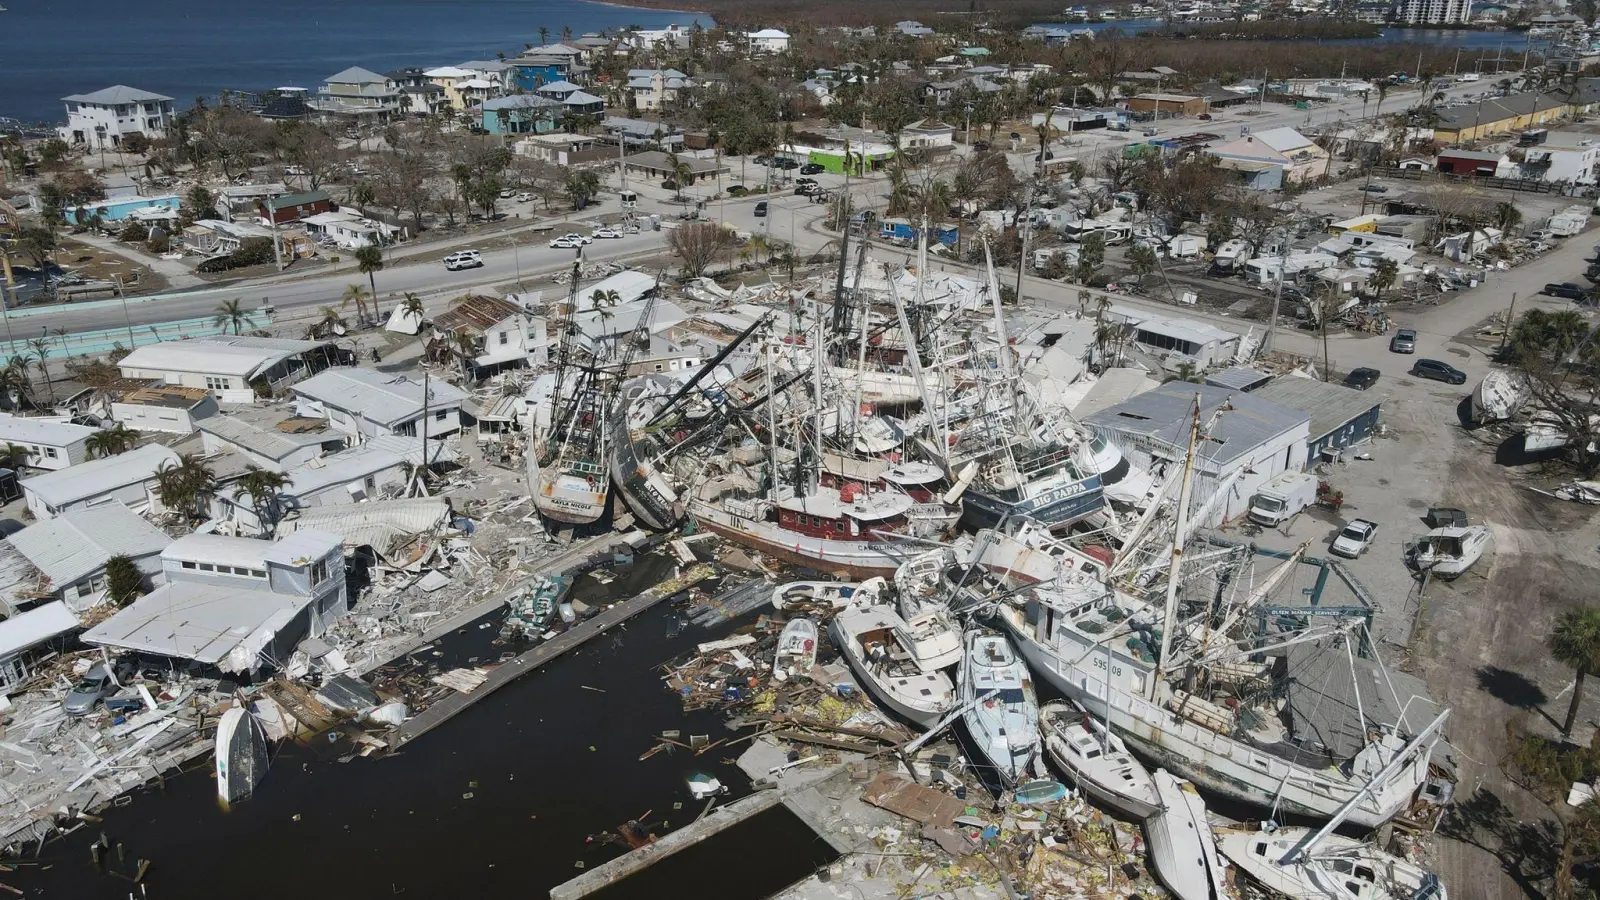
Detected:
left=1146, top=769, right=1226, bottom=900
left=502, top=575, right=569, bottom=639
left=215, top=704, right=270, bottom=809
left=772, top=580, right=860, bottom=612
left=773, top=617, right=819, bottom=680
left=1041, top=701, right=1160, bottom=819
left=829, top=602, right=954, bottom=728
left=1216, top=824, right=1447, bottom=900
left=1015, top=779, right=1068, bottom=805
left=1408, top=525, right=1491, bottom=577
left=958, top=630, right=1040, bottom=788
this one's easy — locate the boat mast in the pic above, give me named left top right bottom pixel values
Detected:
left=886, top=268, right=944, bottom=451
left=1150, top=394, right=1202, bottom=702
left=765, top=340, right=778, bottom=500
left=812, top=317, right=825, bottom=492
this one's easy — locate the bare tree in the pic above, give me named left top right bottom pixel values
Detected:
left=668, top=222, right=735, bottom=278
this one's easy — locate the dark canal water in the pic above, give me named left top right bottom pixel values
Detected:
left=6, top=557, right=837, bottom=899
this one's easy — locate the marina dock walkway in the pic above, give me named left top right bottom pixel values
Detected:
left=391, top=563, right=714, bottom=747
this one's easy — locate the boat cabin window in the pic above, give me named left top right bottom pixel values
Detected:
left=1083, top=747, right=1101, bottom=759
left=1253, top=842, right=1267, bottom=857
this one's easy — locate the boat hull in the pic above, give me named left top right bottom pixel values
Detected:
left=533, top=461, right=609, bottom=525
left=215, top=706, right=269, bottom=809
left=1217, top=827, right=1449, bottom=900
left=689, top=502, right=912, bottom=579
left=994, top=606, right=1425, bottom=828
left=962, top=475, right=1105, bottom=532
left=1145, top=770, right=1222, bottom=900
left=828, top=611, right=952, bottom=728
left=608, top=406, right=681, bottom=531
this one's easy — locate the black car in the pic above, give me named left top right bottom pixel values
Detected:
left=754, top=201, right=768, bottom=217
left=753, top=155, right=772, bottom=165
left=1411, top=358, right=1466, bottom=384
left=772, top=157, right=799, bottom=170
left=1544, top=282, right=1591, bottom=301
left=727, top=184, right=748, bottom=196
left=1344, top=367, right=1381, bottom=390
left=1362, top=184, right=1388, bottom=193
left=799, top=163, right=824, bottom=175
left=972, top=141, right=991, bottom=152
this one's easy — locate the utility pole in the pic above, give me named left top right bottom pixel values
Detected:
left=1498, top=292, right=1519, bottom=356
left=266, top=197, right=285, bottom=272
left=1264, top=255, right=1285, bottom=355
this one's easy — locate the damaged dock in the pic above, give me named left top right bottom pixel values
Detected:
left=391, top=563, right=716, bottom=747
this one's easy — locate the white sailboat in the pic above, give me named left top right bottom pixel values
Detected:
left=1469, top=370, right=1525, bottom=425
left=1217, top=826, right=1447, bottom=900
left=958, top=631, right=1040, bottom=787
left=1040, top=700, right=1160, bottom=819
left=1145, top=769, right=1226, bottom=900
left=829, top=602, right=955, bottom=728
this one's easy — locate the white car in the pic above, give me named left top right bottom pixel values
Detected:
left=561, top=232, right=593, bottom=245
left=515, top=192, right=533, bottom=203
left=1329, top=519, right=1379, bottom=558
left=549, top=237, right=582, bottom=249
left=592, top=228, right=623, bottom=239
left=443, top=250, right=483, bottom=271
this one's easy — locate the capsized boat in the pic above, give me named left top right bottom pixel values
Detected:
left=829, top=602, right=954, bottom=728
left=502, top=575, right=569, bottom=639
left=1408, top=525, right=1490, bottom=577
left=216, top=704, right=270, bottom=809
left=1146, top=769, right=1226, bottom=900
left=772, top=580, right=860, bottom=612
left=1041, top=700, right=1160, bottom=819
left=958, top=631, right=1040, bottom=788
left=1469, top=370, right=1525, bottom=426
left=1217, top=825, right=1446, bottom=900
left=773, top=617, right=819, bottom=680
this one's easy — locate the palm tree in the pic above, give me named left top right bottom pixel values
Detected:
left=1494, top=201, right=1523, bottom=234
left=0, top=443, right=30, bottom=470
left=1369, top=258, right=1398, bottom=301
left=235, top=465, right=291, bottom=536
left=402, top=292, right=426, bottom=323
left=310, top=305, right=348, bottom=340
left=341, top=283, right=371, bottom=326
left=355, top=241, right=385, bottom=311
left=85, top=423, right=138, bottom=459
left=26, top=338, right=53, bottom=403
left=213, top=298, right=250, bottom=335
left=157, top=453, right=217, bottom=523
left=665, top=152, right=693, bottom=200
left=1551, top=608, right=1600, bottom=736
left=0, top=356, right=30, bottom=411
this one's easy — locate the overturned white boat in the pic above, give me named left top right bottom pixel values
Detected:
left=1469, top=370, right=1525, bottom=426
left=216, top=704, right=270, bottom=809
left=959, top=631, right=1040, bottom=788
left=1217, top=825, right=1447, bottom=900
left=1040, top=700, right=1160, bottom=819
left=1146, top=769, right=1226, bottom=900
left=1408, top=525, right=1490, bottom=577
left=829, top=602, right=954, bottom=728
left=773, top=617, right=819, bottom=680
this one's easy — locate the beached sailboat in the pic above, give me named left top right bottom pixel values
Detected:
left=1146, top=769, right=1226, bottom=900
left=1469, top=370, right=1526, bottom=425
left=773, top=617, right=819, bottom=680
left=829, top=602, right=955, bottom=728
left=958, top=631, right=1040, bottom=787
left=1408, top=525, right=1491, bottom=577
left=1040, top=700, right=1160, bottom=819
left=1217, top=825, right=1447, bottom=900
left=215, top=704, right=270, bottom=809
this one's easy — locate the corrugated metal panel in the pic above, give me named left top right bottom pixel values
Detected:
left=4, top=504, right=170, bottom=587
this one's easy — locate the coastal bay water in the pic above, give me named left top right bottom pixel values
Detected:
left=0, top=0, right=706, bottom=125
left=8, top=559, right=836, bottom=899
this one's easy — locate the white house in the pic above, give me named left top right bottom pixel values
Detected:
left=627, top=69, right=691, bottom=112
left=117, top=336, right=341, bottom=403
left=109, top=384, right=219, bottom=434
left=298, top=211, right=402, bottom=250
left=220, top=435, right=458, bottom=533
left=292, top=367, right=468, bottom=440
left=1209, top=127, right=1330, bottom=184
left=198, top=408, right=342, bottom=473
left=82, top=530, right=348, bottom=674
left=57, top=85, right=174, bottom=147
left=430, top=294, right=548, bottom=374
left=20, top=444, right=181, bottom=520
left=748, top=28, right=792, bottom=53
left=1521, top=134, right=1600, bottom=186
left=0, top=504, right=171, bottom=616
left=0, top=415, right=95, bottom=470
left=1082, top=382, right=1311, bottom=525
left=0, top=601, right=81, bottom=690
left=627, top=25, right=691, bottom=50
left=902, top=119, right=956, bottom=150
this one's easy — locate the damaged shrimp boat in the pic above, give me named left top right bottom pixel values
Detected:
left=531, top=266, right=620, bottom=525
left=952, top=398, right=1451, bottom=828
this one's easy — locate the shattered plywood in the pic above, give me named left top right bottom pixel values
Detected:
left=859, top=772, right=965, bottom=828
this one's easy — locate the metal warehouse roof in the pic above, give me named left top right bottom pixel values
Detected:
left=1252, top=375, right=1382, bottom=442
left=1083, top=382, right=1310, bottom=467
left=4, top=504, right=171, bottom=591
left=21, top=444, right=180, bottom=508
left=293, top=368, right=468, bottom=428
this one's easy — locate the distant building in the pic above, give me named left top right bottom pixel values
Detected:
left=1390, top=0, right=1473, bottom=25
left=58, top=85, right=174, bottom=147
left=311, top=67, right=402, bottom=120
left=627, top=69, right=691, bottom=112
left=747, top=28, right=791, bottom=54
left=260, top=189, right=333, bottom=225
left=1209, top=127, right=1330, bottom=184
left=479, top=94, right=564, bottom=136
left=514, top=132, right=607, bottom=166
left=429, top=294, right=549, bottom=375
left=108, top=384, right=219, bottom=435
